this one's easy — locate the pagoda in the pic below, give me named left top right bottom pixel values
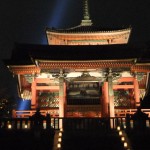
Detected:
left=6, top=0, right=150, bottom=118
left=46, top=0, right=131, bottom=45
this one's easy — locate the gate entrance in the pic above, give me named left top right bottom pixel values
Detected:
left=66, top=79, right=102, bottom=117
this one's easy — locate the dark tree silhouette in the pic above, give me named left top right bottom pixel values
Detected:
left=0, top=87, right=17, bottom=117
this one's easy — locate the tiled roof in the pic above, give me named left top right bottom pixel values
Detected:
left=46, top=25, right=131, bottom=33
left=5, top=43, right=150, bottom=66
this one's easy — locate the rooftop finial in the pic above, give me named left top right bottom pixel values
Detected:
left=84, top=0, right=90, bottom=20
left=81, top=0, right=93, bottom=26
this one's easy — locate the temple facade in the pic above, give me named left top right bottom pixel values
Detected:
left=6, top=0, right=150, bottom=118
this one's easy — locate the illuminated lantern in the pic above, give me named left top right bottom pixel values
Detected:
left=121, top=137, right=125, bottom=141
left=8, top=124, right=12, bottom=129
left=57, top=143, right=61, bottom=148
left=119, top=131, right=122, bottom=136
left=25, top=124, right=28, bottom=129
left=58, top=137, right=62, bottom=142
left=59, top=132, right=62, bottom=137
left=124, top=142, right=128, bottom=148
left=117, top=126, right=120, bottom=131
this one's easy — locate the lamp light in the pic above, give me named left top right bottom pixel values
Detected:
left=117, top=126, right=120, bottom=131
left=57, top=143, right=61, bottom=148
left=124, top=142, right=128, bottom=148
left=8, top=124, right=12, bottom=129
left=119, top=131, right=122, bottom=136
left=59, top=132, right=62, bottom=137
left=58, top=137, right=62, bottom=142
left=121, top=137, right=125, bottom=141
left=25, top=124, right=28, bottom=129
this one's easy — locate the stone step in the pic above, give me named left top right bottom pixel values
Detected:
left=61, top=130, right=124, bottom=150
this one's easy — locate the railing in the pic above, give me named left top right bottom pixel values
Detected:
left=14, top=109, right=59, bottom=118
left=115, top=109, right=150, bottom=117
left=125, top=115, right=150, bottom=130
left=0, top=117, right=56, bottom=130
left=0, top=117, right=128, bottom=131
left=14, top=109, right=150, bottom=118
left=1, top=116, right=150, bottom=131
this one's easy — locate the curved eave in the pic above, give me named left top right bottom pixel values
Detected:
left=8, top=65, right=40, bottom=75
left=131, top=64, right=150, bottom=72
left=36, top=59, right=135, bottom=63
left=132, top=63, right=150, bottom=72
left=46, top=28, right=131, bottom=35
left=8, top=64, right=36, bottom=68
left=36, top=59, right=135, bottom=70
left=135, top=63, right=150, bottom=66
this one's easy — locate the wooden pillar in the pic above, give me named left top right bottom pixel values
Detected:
left=129, top=89, right=135, bottom=108
left=17, top=74, right=22, bottom=93
left=59, top=77, right=66, bottom=129
left=31, top=79, right=37, bottom=108
left=12, top=109, right=16, bottom=118
left=108, top=70, right=115, bottom=117
left=64, top=82, right=67, bottom=117
left=134, top=78, right=140, bottom=107
left=59, top=77, right=65, bottom=117
left=102, top=82, right=109, bottom=117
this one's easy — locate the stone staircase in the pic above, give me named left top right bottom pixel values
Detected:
left=127, top=129, right=150, bottom=150
left=61, top=130, right=124, bottom=150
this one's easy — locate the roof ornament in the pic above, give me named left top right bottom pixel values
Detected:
left=81, top=0, right=93, bottom=26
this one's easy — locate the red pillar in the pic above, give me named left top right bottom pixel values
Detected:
left=59, top=77, right=65, bottom=118
left=31, top=79, right=37, bottom=108
left=64, top=82, right=67, bottom=117
left=102, top=82, right=109, bottom=117
left=108, top=75, right=115, bottom=117
left=134, top=78, right=140, bottom=107
left=59, top=77, right=65, bottom=129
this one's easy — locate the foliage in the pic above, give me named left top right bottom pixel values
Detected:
left=0, top=87, right=16, bottom=117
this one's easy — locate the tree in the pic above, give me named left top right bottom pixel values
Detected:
left=0, top=87, right=17, bottom=117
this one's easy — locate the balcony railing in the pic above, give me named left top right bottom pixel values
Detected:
left=14, top=108, right=150, bottom=118
left=0, top=117, right=128, bottom=131
left=1, top=116, right=150, bottom=131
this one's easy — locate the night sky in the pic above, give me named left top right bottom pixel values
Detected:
left=0, top=0, right=150, bottom=59
left=0, top=0, right=150, bottom=101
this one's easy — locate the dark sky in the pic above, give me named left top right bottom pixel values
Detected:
left=0, top=0, right=150, bottom=59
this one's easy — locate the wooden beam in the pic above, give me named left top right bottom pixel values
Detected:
left=35, top=78, right=55, bottom=83
left=117, top=77, right=134, bottom=82
left=113, top=85, right=134, bottom=90
left=35, top=86, right=59, bottom=90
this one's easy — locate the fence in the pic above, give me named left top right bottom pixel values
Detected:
left=115, top=109, right=150, bottom=117
left=14, top=109, right=59, bottom=118
left=125, top=115, right=150, bottom=130
left=0, top=117, right=128, bottom=131
left=14, top=109, right=150, bottom=118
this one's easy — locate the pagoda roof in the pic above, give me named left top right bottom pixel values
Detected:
left=5, top=43, right=150, bottom=66
left=46, top=25, right=131, bottom=34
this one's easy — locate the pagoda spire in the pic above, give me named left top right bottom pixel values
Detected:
left=81, top=0, right=93, bottom=26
